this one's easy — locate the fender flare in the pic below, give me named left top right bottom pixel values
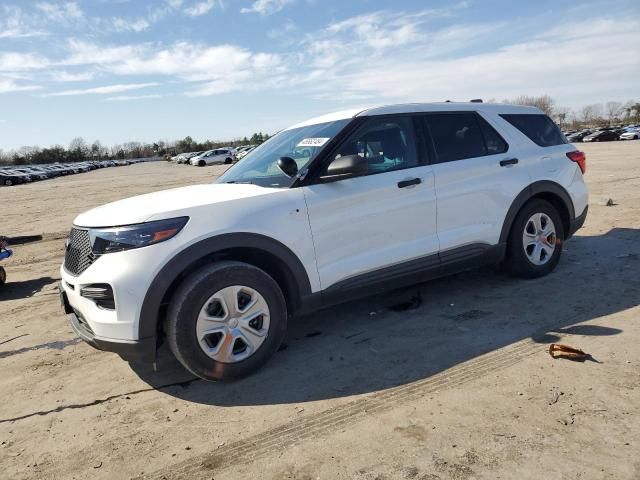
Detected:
left=499, top=180, right=575, bottom=244
left=137, top=232, right=312, bottom=341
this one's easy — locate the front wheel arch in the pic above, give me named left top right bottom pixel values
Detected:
left=138, top=233, right=313, bottom=349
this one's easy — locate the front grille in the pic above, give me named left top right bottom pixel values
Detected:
left=64, top=228, right=95, bottom=276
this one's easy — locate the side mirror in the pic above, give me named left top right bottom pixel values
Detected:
left=324, top=154, right=368, bottom=179
left=277, top=156, right=298, bottom=177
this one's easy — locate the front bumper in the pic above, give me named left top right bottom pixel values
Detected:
left=61, top=284, right=155, bottom=362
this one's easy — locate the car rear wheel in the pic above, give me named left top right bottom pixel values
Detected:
left=0, top=266, right=6, bottom=285
left=225, top=157, right=232, bottom=164
left=198, top=160, right=205, bottom=167
left=164, top=261, right=287, bottom=381
left=504, top=199, right=564, bottom=278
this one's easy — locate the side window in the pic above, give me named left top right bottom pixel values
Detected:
left=425, top=113, right=487, bottom=163
left=323, top=116, right=418, bottom=178
left=500, top=114, right=567, bottom=147
left=477, top=115, right=508, bottom=155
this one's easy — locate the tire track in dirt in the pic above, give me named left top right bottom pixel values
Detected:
left=140, top=338, right=544, bottom=479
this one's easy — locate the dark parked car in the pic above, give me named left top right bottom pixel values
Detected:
left=566, top=130, right=593, bottom=143
left=0, top=171, right=30, bottom=186
left=582, top=130, right=619, bottom=142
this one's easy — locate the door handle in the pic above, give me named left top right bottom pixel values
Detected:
left=499, top=158, right=519, bottom=167
left=397, top=178, right=422, bottom=188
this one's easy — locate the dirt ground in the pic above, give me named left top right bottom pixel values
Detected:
left=1, top=143, right=639, bottom=480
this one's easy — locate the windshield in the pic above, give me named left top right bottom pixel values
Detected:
left=217, top=119, right=351, bottom=188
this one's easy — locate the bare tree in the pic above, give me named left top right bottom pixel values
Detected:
left=554, top=106, right=572, bottom=128
left=605, top=101, right=623, bottom=125
left=510, top=94, right=555, bottom=116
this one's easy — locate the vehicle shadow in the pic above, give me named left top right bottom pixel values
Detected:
left=0, top=276, right=57, bottom=301
left=129, top=227, right=639, bottom=406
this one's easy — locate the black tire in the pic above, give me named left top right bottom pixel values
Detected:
left=224, top=158, right=232, bottom=164
left=164, top=261, right=287, bottom=381
left=198, top=160, right=205, bottom=167
left=504, top=199, right=565, bottom=278
left=0, top=266, right=6, bottom=285
left=4, top=179, right=12, bottom=186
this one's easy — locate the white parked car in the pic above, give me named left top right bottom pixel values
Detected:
left=619, top=128, right=640, bottom=140
left=60, top=102, right=588, bottom=381
left=236, top=145, right=256, bottom=160
left=190, top=148, right=235, bottom=166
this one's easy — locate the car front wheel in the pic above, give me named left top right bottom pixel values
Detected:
left=504, top=199, right=564, bottom=278
left=164, top=261, right=287, bottom=381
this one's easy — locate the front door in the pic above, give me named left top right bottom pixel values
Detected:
left=303, top=115, right=439, bottom=290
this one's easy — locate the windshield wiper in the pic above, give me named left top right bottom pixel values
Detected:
left=225, top=180, right=253, bottom=184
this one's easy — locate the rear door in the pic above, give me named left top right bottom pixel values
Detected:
left=303, top=115, right=439, bottom=290
left=419, top=111, right=531, bottom=251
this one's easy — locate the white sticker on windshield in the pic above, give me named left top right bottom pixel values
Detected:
left=297, top=137, right=330, bottom=148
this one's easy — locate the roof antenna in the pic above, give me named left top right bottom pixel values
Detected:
left=470, top=98, right=483, bottom=103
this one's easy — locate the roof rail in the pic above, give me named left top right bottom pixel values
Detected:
left=470, top=98, right=483, bottom=103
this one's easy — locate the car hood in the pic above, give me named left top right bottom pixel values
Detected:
left=74, top=183, right=279, bottom=227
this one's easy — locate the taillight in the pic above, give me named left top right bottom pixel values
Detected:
left=566, top=150, right=586, bottom=174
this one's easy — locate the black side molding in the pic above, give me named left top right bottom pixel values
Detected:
left=310, top=243, right=506, bottom=312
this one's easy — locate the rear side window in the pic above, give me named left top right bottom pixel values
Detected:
left=423, top=112, right=507, bottom=163
left=500, top=114, right=567, bottom=147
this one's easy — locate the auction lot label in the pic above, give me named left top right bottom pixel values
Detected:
left=297, top=137, right=330, bottom=147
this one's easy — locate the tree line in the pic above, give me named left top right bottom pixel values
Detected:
left=0, top=131, right=270, bottom=166
left=2, top=98, right=639, bottom=166
left=495, top=95, right=640, bottom=129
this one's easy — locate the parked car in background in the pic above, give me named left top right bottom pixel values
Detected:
left=566, top=130, right=593, bottom=143
left=582, top=130, right=619, bottom=142
left=190, top=148, right=235, bottom=166
left=12, top=168, right=47, bottom=181
left=236, top=145, right=256, bottom=160
left=619, top=128, right=640, bottom=140
left=0, top=170, right=30, bottom=186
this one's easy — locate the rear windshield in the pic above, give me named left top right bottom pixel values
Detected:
left=500, top=114, right=567, bottom=147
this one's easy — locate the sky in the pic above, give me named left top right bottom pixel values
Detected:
left=0, top=0, right=638, bottom=151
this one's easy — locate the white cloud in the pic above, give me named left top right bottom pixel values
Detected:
left=0, top=79, right=42, bottom=94
left=184, top=0, right=220, bottom=17
left=0, top=52, right=50, bottom=72
left=112, top=17, right=151, bottom=32
left=304, top=17, right=640, bottom=106
left=50, top=70, right=95, bottom=82
left=35, top=1, right=83, bottom=22
left=241, top=0, right=292, bottom=15
left=0, top=5, right=48, bottom=38
left=45, top=82, right=158, bottom=96
left=105, top=94, right=162, bottom=101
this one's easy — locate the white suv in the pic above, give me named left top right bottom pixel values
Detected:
left=60, top=102, right=588, bottom=381
left=190, top=148, right=235, bottom=166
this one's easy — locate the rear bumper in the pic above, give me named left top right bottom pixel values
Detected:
left=68, top=310, right=156, bottom=362
left=568, top=205, right=588, bottom=238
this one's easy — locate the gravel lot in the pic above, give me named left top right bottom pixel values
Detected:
left=1, top=143, right=639, bottom=480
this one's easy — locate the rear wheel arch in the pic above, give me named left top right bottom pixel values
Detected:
left=500, top=181, right=575, bottom=244
left=138, top=233, right=312, bottom=346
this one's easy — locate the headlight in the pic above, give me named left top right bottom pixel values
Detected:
left=89, top=217, right=188, bottom=254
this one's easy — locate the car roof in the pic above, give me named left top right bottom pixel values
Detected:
left=284, top=102, right=542, bottom=131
